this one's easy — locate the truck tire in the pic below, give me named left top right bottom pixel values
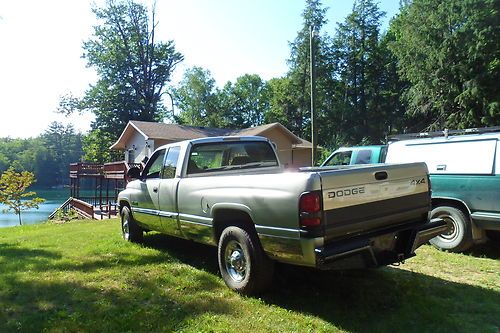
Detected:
left=218, top=226, right=274, bottom=295
left=121, top=206, right=143, bottom=243
left=430, top=205, right=473, bottom=252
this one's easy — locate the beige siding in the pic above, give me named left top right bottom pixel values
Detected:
left=258, top=129, right=312, bottom=169
left=258, top=129, right=292, bottom=168
left=291, top=149, right=311, bottom=168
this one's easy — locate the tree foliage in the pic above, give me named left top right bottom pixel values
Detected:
left=0, top=167, right=45, bottom=225
left=137, top=0, right=499, bottom=158
left=286, top=0, right=331, bottom=140
left=0, top=123, right=83, bottom=187
left=329, top=0, right=404, bottom=144
left=389, top=0, right=500, bottom=129
left=221, top=74, right=269, bottom=129
left=60, top=0, right=183, bottom=161
left=173, top=67, right=224, bottom=127
left=174, top=68, right=270, bottom=129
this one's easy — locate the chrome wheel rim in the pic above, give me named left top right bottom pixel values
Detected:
left=122, top=215, right=130, bottom=240
left=438, top=214, right=459, bottom=242
left=225, top=240, right=247, bottom=282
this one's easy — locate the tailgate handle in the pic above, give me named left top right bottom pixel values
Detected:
left=374, top=171, right=388, bottom=180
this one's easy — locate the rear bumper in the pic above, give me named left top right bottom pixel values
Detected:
left=315, top=218, right=448, bottom=270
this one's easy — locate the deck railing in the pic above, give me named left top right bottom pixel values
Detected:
left=66, top=160, right=140, bottom=219
left=70, top=163, right=103, bottom=178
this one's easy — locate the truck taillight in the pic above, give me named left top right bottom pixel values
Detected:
left=299, top=191, right=322, bottom=227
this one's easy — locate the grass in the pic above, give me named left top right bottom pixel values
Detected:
left=0, top=219, right=499, bottom=333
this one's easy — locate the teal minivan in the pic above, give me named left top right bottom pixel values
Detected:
left=321, top=128, right=500, bottom=252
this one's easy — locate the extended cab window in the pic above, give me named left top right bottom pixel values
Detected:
left=355, top=150, right=372, bottom=164
left=188, top=141, right=278, bottom=174
left=325, top=151, right=352, bottom=166
left=143, top=149, right=166, bottom=179
left=162, top=146, right=180, bottom=179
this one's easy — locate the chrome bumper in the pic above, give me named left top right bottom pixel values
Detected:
left=315, top=218, right=448, bottom=270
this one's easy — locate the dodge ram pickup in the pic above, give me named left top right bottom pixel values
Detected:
left=118, top=136, right=447, bottom=294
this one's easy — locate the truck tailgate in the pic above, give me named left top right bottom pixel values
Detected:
left=319, top=163, right=430, bottom=241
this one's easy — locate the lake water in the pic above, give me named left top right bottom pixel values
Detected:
left=0, top=189, right=70, bottom=228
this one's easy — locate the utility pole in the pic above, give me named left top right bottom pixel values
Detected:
left=310, top=25, right=317, bottom=166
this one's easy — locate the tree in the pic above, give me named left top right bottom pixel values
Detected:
left=41, top=122, right=84, bottom=185
left=173, top=67, right=227, bottom=127
left=330, top=0, right=390, bottom=144
left=0, top=167, right=45, bottom=225
left=0, top=123, right=84, bottom=187
left=388, top=0, right=500, bottom=129
left=286, top=0, right=332, bottom=140
left=265, top=77, right=298, bottom=126
left=82, top=129, right=122, bottom=163
left=221, top=74, right=270, bottom=128
left=59, top=0, right=183, bottom=161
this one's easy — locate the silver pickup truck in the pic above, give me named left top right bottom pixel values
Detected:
left=118, top=136, right=447, bottom=294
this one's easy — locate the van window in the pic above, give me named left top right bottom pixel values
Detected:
left=324, top=151, right=352, bottom=166
left=355, top=150, right=372, bottom=164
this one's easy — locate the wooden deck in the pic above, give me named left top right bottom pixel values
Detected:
left=50, top=161, right=141, bottom=220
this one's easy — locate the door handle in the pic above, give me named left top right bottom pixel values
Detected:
left=374, top=171, right=388, bottom=180
left=153, top=187, right=158, bottom=193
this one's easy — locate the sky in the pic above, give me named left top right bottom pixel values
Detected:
left=0, top=0, right=400, bottom=139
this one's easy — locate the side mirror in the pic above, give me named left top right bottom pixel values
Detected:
left=127, top=167, right=141, bottom=180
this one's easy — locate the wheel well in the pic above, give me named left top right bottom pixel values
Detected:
left=212, top=209, right=257, bottom=244
left=432, top=198, right=484, bottom=242
left=119, top=200, right=130, bottom=213
left=432, top=198, right=470, bottom=216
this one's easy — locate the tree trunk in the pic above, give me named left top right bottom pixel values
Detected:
left=18, top=212, right=23, bottom=226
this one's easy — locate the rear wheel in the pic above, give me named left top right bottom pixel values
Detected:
left=121, top=206, right=143, bottom=243
left=218, top=226, right=274, bottom=295
left=430, top=205, right=473, bottom=252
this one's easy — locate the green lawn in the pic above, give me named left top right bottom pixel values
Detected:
left=1, top=219, right=499, bottom=333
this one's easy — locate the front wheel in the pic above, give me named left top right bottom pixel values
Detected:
left=430, top=205, right=473, bottom=252
left=218, top=226, right=274, bottom=295
left=121, top=206, right=143, bottom=243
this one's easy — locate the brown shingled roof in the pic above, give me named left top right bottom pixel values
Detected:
left=110, top=121, right=311, bottom=150
left=131, top=121, right=229, bottom=140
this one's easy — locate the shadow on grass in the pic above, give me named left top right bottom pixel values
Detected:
left=138, top=234, right=500, bottom=332
left=0, top=237, right=232, bottom=332
left=466, top=238, right=500, bottom=259
left=263, top=264, right=500, bottom=333
left=141, top=232, right=219, bottom=274
left=2, top=233, right=498, bottom=333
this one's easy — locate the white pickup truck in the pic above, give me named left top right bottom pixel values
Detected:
left=118, top=136, right=447, bottom=294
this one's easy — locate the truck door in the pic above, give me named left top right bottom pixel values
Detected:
left=133, top=148, right=166, bottom=231
left=158, top=146, right=182, bottom=236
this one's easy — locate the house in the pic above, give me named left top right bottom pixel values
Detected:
left=110, top=121, right=313, bottom=168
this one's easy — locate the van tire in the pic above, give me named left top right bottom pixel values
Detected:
left=121, top=206, right=143, bottom=243
left=430, top=205, right=473, bottom=252
left=218, top=226, right=274, bottom=295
